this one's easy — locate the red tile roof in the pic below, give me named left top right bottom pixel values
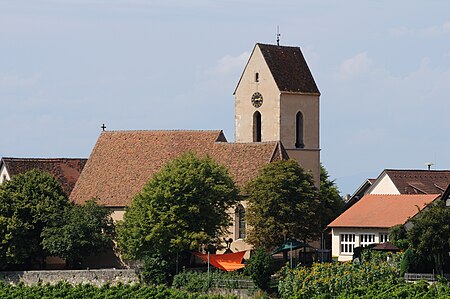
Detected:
left=384, top=169, right=450, bottom=194
left=1, top=157, right=87, bottom=196
left=328, top=194, right=439, bottom=228
left=257, top=43, right=320, bottom=94
left=70, top=130, right=288, bottom=207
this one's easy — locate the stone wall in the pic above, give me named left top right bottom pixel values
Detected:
left=0, top=269, right=139, bottom=286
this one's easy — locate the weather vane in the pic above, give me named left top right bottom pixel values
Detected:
left=276, top=26, right=281, bottom=46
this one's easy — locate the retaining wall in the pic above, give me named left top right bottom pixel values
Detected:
left=0, top=269, right=139, bottom=286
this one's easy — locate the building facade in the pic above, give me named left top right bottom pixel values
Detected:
left=234, top=43, right=320, bottom=185
left=328, top=194, right=439, bottom=261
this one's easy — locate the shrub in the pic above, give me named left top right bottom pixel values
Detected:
left=244, top=248, right=273, bottom=290
left=173, top=270, right=253, bottom=293
left=278, top=251, right=401, bottom=298
left=278, top=251, right=450, bottom=298
left=141, top=255, right=170, bottom=285
left=0, top=283, right=239, bottom=298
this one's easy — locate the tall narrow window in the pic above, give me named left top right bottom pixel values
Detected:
left=340, top=234, right=355, bottom=254
left=253, top=111, right=262, bottom=142
left=379, top=233, right=389, bottom=243
left=295, top=111, right=304, bottom=148
left=255, top=72, right=259, bottom=82
left=236, top=204, right=246, bottom=239
left=360, top=234, right=376, bottom=247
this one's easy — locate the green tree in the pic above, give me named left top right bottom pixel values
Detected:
left=245, top=160, right=320, bottom=250
left=0, top=169, right=69, bottom=269
left=388, top=224, right=409, bottom=250
left=244, top=248, right=273, bottom=290
left=116, top=152, right=239, bottom=263
left=319, top=164, right=344, bottom=229
left=407, top=200, right=450, bottom=275
left=41, top=199, right=114, bottom=269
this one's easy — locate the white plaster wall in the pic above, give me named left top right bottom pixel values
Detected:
left=234, top=45, right=281, bottom=143
left=0, top=165, right=10, bottom=184
left=369, top=174, right=400, bottom=194
left=222, top=202, right=252, bottom=258
left=280, top=93, right=319, bottom=150
left=110, top=208, right=125, bottom=222
left=331, top=227, right=390, bottom=262
left=331, top=228, right=340, bottom=260
left=286, top=149, right=320, bottom=188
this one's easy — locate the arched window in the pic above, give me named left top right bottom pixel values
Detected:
left=295, top=111, right=304, bottom=148
left=236, top=204, right=246, bottom=239
left=253, top=111, right=262, bottom=142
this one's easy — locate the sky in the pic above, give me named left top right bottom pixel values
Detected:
left=1, top=0, right=450, bottom=195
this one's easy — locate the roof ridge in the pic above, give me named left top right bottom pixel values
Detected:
left=385, top=169, right=450, bottom=172
left=2, top=157, right=87, bottom=161
left=102, top=129, right=223, bottom=133
left=227, top=141, right=279, bottom=145
left=366, top=193, right=440, bottom=197
left=257, top=43, right=299, bottom=49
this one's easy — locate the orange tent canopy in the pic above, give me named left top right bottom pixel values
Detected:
left=193, top=251, right=246, bottom=272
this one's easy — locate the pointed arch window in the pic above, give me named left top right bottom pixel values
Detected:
left=295, top=111, right=304, bottom=148
left=236, top=204, right=246, bottom=239
left=253, top=111, right=262, bottom=142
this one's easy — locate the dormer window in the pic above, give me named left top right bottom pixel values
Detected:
left=255, top=72, right=259, bottom=82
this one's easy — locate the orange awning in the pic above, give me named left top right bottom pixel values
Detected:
left=193, top=251, right=246, bottom=272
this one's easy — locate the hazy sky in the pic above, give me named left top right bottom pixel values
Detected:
left=1, top=1, right=450, bottom=195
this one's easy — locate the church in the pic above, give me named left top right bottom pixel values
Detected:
left=70, top=43, right=321, bottom=257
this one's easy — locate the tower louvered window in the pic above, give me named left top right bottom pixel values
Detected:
left=253, top=111, right=262, bottom=142
left=295, top=111, right=304, bottom=148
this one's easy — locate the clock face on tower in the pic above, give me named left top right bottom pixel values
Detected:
left=251, top=92, right=263, bottom=108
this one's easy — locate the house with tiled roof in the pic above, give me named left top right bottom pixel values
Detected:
left=344, top=178, right=376, bottom=210
left=345, top=169, right=450, bottom=209
left=328, top=194, right=440, bottom=261
left=71, top=42, right=321, bottom=258
left=0, top=157, right=87, bottom=196
left=368, top=169, right=450, bottom=195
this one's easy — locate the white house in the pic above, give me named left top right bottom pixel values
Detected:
left=344, top=169, right=450, bottom=210
left=328, top=194, right=440, bottom=262
left=0, top=157, right=87, bottom=196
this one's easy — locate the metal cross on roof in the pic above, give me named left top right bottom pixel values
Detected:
left=276, top=26, right=281, bottom=46
left=101, top=124, right=106, bottom=131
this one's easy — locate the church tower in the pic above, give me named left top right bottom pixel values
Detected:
left=234, top=43, right=320, bottom=184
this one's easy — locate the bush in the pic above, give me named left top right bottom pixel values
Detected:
left=173, top=271, right=213, bottom=292
left=244, top=248, right=273, bottom=290
left=278, top=251, right=450, bottom=298
left=141, top=255, right=170, bottom=285
left=173, top=270, right=253, bottom=293
left=400, top=248, right=436, bottom=275
left=278, top=251, right=402, bottom=298
left=0, top=282, right=239, bottom=299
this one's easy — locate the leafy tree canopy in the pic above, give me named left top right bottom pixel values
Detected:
left=41, top=199, right=114, bottom=269
left=407, top=200, right=450, bottom=275
left=319, top=164, right=344, bottom=229
left=0, top=169, right=69, bottom=269
left=116, top=152, right=239, bottom=261
left=388, top=224, right=409, bottom=251
left=245, top=159, right=321, bottom=250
